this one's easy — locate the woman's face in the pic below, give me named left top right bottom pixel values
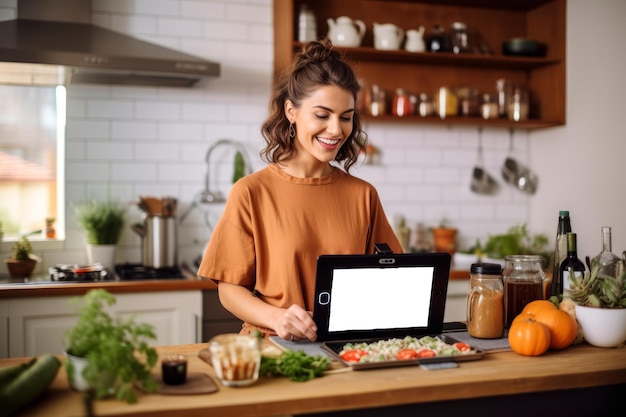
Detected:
left=285, top=85, right=354, bottom=166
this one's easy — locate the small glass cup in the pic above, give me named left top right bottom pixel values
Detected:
left=209, top=334, right=261, bottom=387
left=161, top=354, right=188, bottom=385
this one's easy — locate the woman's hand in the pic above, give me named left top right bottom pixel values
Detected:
left=272, top=304, right=318, bottom=342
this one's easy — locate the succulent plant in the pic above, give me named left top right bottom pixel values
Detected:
left=566, top=259, right=626, bottom=308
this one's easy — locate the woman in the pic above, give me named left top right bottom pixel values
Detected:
left=197, top=39, right=402, bottom=342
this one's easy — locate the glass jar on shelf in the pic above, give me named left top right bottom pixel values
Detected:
left=507, top=85, right=529, bottom=122
left=392, top=88, right=413, bottom=117
left=481, top=93, right=498, bottom=119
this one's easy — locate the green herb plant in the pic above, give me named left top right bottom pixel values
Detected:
left=468, top=224, right=550, bottom=260
left=10, top=236, right=34, bottom=261
left=260, top=350, right=330, bottom=382
left=64, top=289, right=158, bottom=404
left=73, top=200, right=126, bottom=245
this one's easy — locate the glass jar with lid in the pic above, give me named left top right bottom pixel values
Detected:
left=502, top=255, right=546, bottom=328
left=467, top=263, right=504, bottom=339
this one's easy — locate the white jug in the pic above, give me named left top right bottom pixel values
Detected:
left=373, top=23, right=405, bottom=50
left=327, top=16, right=366, bottom=47
left=405, top=26, right=426, bottom=52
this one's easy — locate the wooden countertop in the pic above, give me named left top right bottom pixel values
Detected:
left=5, top=341, right=624, bottom=417
left=0, top=275, right=218, bottom=298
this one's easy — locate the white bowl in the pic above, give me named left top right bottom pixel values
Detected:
left=575, top=304, right=626, bottom=348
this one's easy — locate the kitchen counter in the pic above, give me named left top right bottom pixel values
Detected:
left=0, top=269, right=472, bottom=299
left=0, top=274, right=218, bottom=298
left=4, top=341, right=624, bottom=417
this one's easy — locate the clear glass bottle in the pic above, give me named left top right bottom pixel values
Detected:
left=559, top=233, right=586, bottom=297
left=591, top=226, right=621, bottom=278
left=467, top=263, right=504, bottom=339
left=503, top=255, right=546, bottom=328
left=548, top=210, right=572, bottom=299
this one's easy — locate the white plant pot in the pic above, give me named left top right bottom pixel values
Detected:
left=574, top=304, right=626, bottom=348
left=65, top=352, right=115, bottom=394
left=86, top=244, right=116, bottom=271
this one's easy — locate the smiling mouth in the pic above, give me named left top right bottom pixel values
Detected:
left=316, top=136, right=341, bottom=147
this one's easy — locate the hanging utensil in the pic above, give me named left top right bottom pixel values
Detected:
left=470, top=128, right=499, bottom=195
left=502, top=128, right=521, bottom=185
left=500, top=129, right=538, bottom=195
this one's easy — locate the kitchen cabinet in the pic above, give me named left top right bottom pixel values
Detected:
left=202, top=290, right=243, bottom=341
left=444, top=278, right=468, bottom=322
left=274, top=0, right=566, bottom=130
left=2, top=291, right=202, bottom=358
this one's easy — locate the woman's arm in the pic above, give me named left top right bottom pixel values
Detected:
left=217, top=281, right=318, bottom=341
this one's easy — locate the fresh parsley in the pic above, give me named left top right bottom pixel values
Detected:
left=260, top=350, right=330, bottom=382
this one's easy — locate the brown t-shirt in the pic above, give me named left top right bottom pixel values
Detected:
left=197, top=164, right=402, bottom=335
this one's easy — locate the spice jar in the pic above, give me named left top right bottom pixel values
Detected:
left=481, top=93, right=498, bottom=119
left=502, top=255, right=546, bottom=328
left=392, top=88, right=413, bottom=116
left=467, top=263, right=504, bottom=339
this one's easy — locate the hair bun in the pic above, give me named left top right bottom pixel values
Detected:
left=294, top=38, right=340, bottom=68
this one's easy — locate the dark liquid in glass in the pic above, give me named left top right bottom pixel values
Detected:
left=504, top=280, right=543, bottom=328
left=162, top=359, right=187, bottom=385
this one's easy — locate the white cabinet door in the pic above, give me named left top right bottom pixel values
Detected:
left=444, top=280, right=469, bottom=323
left=5, top=290, right=202, bottom=358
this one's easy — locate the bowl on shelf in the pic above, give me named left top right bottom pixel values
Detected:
left=502, top=38, right=547, bottom=57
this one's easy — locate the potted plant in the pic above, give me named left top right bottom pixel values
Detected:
left=431, top=218, right=458, bottom=256
left=64, top=289, right=159, bottom=403
left=73, top=199, right=126, bottom=270
left=564, top=260, right=626, bottom=347
left=4, top=235, right=39, bottom=278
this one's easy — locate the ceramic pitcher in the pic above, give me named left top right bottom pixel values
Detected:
left=373, top=23, right=405, bottom=50
left=327, top=16, right=366, bottom=47
left=405, top=26, right=425, bottom=52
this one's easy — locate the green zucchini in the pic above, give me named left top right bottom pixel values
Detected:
left=0, top=354, right=61, bottom=417
left=0, top=357, right=36, bottom=388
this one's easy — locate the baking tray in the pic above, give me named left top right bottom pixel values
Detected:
left=321, top=334, right=484, bottom=370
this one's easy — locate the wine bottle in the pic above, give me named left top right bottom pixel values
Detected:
left=591, top=226, right=621, bottom=278
left=559, top=233, right=586, bottom=298
left=548, top=210, right=572, bottom=299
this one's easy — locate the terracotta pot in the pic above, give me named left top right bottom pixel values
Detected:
left=5, top=258, right=37, bottom=278
left=432, top=228, right=458, bottom=256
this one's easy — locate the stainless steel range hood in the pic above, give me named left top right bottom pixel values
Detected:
left=0, top=0, right=220, bottom=87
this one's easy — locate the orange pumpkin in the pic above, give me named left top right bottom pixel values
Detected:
left=510, top=300, right=555, bottom=327
left=521, top=299, right=557, bottom=315
left=508, top=317, right=551, bottom=356
left=533, top=307, right=578, bottom=350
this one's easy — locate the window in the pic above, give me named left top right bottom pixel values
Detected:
left=0, top=85, right=65, bottom=241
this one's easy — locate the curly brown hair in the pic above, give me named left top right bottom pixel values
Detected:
left=260, top=38, right=366, bottom=173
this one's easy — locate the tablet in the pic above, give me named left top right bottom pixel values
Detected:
left=312, top=252, right=451, bottom=341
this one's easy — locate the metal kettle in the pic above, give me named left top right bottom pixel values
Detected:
left=132, top=196, right=178, bottom=268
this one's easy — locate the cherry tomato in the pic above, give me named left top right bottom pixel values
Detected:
left=415, top=349, right=436, bottom=358
left=396, top=349, right=419, bottom=360
left=340, top=349, right=368, bottom=363
left=454, top=342, right=471, bottom=352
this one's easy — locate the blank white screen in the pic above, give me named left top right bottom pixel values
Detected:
left=327, top=266, right=434, bottom=332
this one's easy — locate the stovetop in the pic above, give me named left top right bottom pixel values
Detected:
left=115, top=263, right=183, bottom=280
left=47, top=263, right=183, bottom=282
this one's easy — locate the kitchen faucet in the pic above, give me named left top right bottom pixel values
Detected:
left=179, top=139, right=253, bottom=224
left=201, top=139, right=253, bottom=204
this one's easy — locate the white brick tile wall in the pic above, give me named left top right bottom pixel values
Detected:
left=0, top=0, right=531, bottom=268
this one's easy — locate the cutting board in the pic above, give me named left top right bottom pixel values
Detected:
left=141, top=372, right=219, bottom=395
